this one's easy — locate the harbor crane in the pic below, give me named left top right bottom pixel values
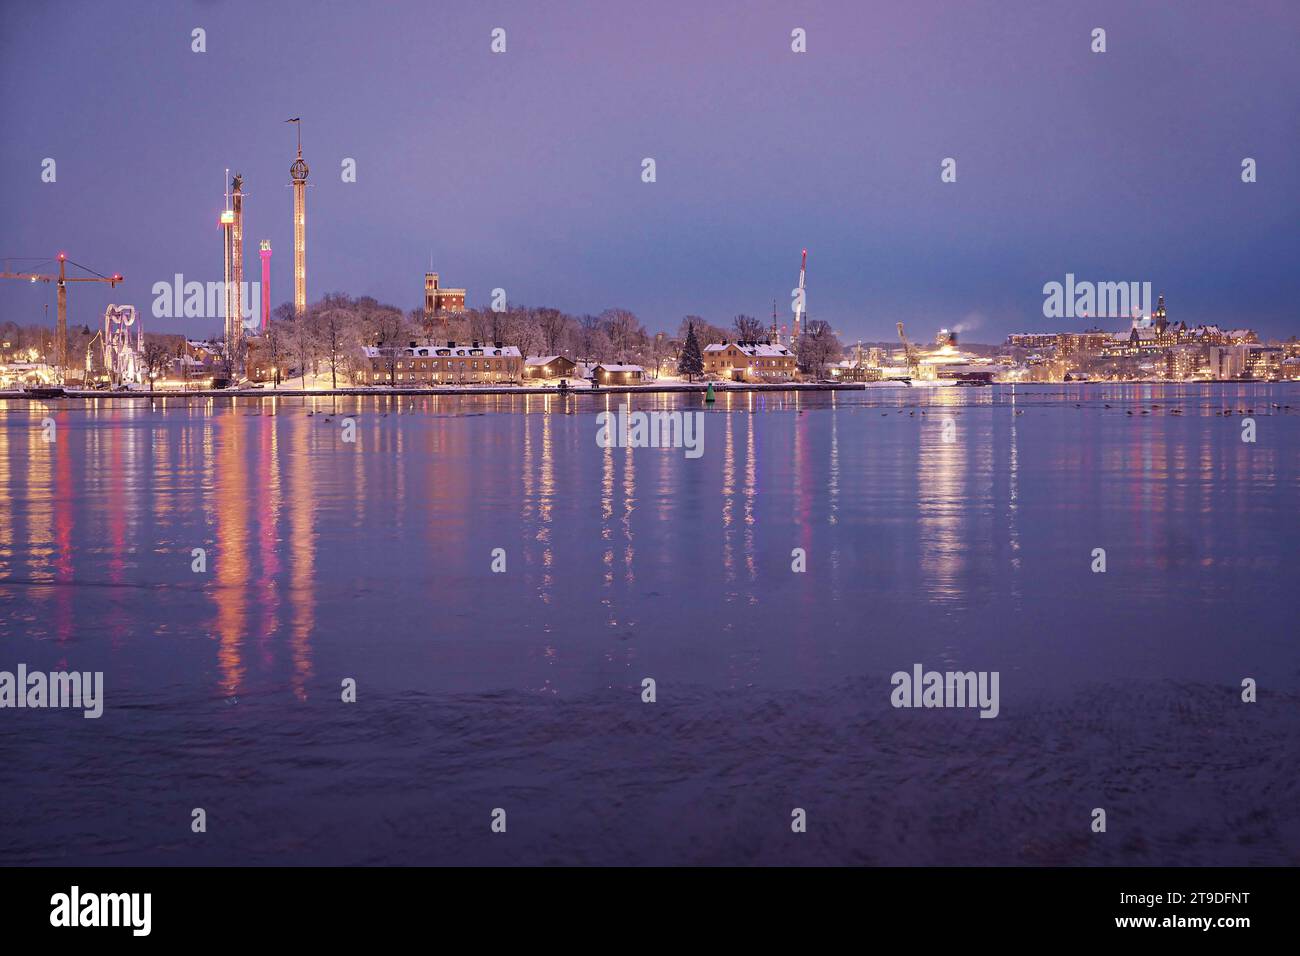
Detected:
left=1, top=254, right=124, bottom=379
left=896, top=321, right=920, bottom=377
left=793, top=249, right=807, bottom=347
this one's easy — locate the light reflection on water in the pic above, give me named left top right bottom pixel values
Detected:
left=2, top=384, right=1297, bottom=692
left=0, top=383, right=1297, bottom=864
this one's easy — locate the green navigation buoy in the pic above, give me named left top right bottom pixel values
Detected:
left=705, top=382, right=716, bottom=403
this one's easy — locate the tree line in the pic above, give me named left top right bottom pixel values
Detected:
left=3, top=296, right=844, bottom=384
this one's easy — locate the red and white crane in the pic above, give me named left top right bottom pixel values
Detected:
left=792, top=248, right=807, bottom=347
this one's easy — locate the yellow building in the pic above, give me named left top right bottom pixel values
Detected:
left=702, top=341, right=797, bottom=381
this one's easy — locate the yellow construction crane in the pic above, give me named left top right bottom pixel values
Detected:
left=896, top=321, right=920, bottom=377
left=1, top=253, right=123, bottom=379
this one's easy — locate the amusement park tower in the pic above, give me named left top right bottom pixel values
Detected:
left=287, top=118, right=309, bottom=313
left=259, top=241, right=271, bottom=331
left=219, top=170, right=245, bottom=356
left=230, top=173, right=245, bottom=350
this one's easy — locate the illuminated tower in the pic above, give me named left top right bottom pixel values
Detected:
left=288, top=118, right=309, bottom=313
left=220, top=170, right=236, bottom=352
left=259, top=241, right=272, bottom=331
left=229, top=172, right=245, bottom=353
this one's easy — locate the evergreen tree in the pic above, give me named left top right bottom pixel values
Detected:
left=678, top=322, right=704, bottom=381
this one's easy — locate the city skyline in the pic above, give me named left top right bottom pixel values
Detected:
left=3, top=0, right=1299, bottom=893
left=2, top=1, right=1299, bottom=344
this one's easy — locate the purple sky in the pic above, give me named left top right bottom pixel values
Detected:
left=3, top=0, right=1298, bottom=342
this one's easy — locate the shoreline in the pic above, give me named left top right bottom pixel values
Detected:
left=1, top=378, right=1295, bottom=402
left=0, top=381, right=903, bottom=400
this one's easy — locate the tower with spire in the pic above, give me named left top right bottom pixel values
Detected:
left=288, top=118, right=309, bottom=314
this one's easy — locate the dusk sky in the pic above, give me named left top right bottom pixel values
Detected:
left=3, top=0, right=1298, bottom=342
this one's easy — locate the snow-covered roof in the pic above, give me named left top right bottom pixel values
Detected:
left=595, top=364, right=644, bottom=372
left=363, top=345, right=521, bottom=358
left=704, top=342, right=793, bottom=357
left=525, top=355, right=567, bottom=366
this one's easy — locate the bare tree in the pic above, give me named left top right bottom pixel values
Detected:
left=263, top=318, right=292, bottom=389
left=142, top=340, right=171, bottom=391
left=513, top=311, right=545, bottom=358
left=600, top=308, right=644, bottom=360
left=678, top=315, right=727, bottom=348
left=585, top=329, right=613, bottom=364
left=536, top=308, right=567, bottom=354
left=797, top=320, right=842, bottom=379
left=313, top=307, right=358, bottom=390
left=369, top=306, right=408, bottom=384
left=732, top=313, right=765, bottom=341
left=289, top=313, right=320, bottom=388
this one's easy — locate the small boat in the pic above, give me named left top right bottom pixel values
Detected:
left=24, top=386, right=66, bottom=399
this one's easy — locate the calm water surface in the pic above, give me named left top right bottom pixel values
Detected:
left=1, top=384, right=1298, bottom=865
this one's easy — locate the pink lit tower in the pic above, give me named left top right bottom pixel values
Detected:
left=259, top=240, right=271, bottom=331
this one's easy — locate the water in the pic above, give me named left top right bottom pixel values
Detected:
left=1, top=384, right=1298, bottom=865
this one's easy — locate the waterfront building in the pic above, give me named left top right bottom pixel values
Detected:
left=1208, top=344, right=1283, bottom=380
left=1244, top=345, right=1284, bottom=379
left=363, top=341, right=521, bottom=385
left=1005, top=333, right=1059, bottom=350
left=829, top=358, right=883, bottom=382
left=1164, top=344, right=1209, bottom=380
left=593, top=363, right=645, bottom=385
left=702, top=340, right=798, bottom=381
left=523, top=355, right=578, bottom=380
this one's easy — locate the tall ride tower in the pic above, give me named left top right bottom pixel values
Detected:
left=259, top=241, right=272, bottom=331
left=229, top=172, right=245, bottom=352
left=287, top=118, right=309, bottom=313
left=220, top=171, right=236, bottom=354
